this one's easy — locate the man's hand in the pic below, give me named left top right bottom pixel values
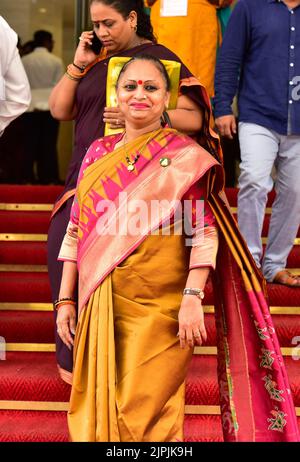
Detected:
left=215, top=114, right=237, bottom=139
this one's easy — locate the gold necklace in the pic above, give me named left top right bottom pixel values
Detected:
left=123, top=128, right=161, bottom=172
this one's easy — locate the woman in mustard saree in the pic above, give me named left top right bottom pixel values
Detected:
left=56, top=55, right=299, bottom=442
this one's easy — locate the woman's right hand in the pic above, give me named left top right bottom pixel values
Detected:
left=73, top=30, right=98, bottom=68
left=56, top=305, right=77, bottom=350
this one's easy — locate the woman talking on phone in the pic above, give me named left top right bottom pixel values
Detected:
left=48, top=0, right=219, bottom=383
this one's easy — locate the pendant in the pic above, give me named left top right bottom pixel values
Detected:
left=127, top=163, right=135, bottom=172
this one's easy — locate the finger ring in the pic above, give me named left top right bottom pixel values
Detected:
left=116, top=119, right=119, bottom=125
left=79, top=36, right=84, bottom=41
left=193, top=332, right=201, bottom=338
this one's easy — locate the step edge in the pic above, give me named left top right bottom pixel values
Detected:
left=0, top=401, right=299, bottom=416
left=2, top=304, right=300, bottom=315
left=0, top=204, right=53, bottom=212
left=0, top=303, right=53, bottom=312
left=5, top=344, right=55, bottom=352
left=0, top=401, right=68, bottom=412
left=0, top=234, right=47, bottom=242
left=0, top=265, right=48, bottom=273
left=4, top=343, right=300, bottom=357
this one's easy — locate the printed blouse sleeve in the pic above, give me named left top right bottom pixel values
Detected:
left=58, top=138, right=108, bottom=262
left=183, top=177, right=219, bottom=271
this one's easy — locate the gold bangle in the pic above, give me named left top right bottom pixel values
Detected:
left=65, top=71, right=81, bottom=82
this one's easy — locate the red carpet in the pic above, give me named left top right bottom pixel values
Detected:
left=1, top=312, right=54, bottom=343
left=0, top=211, right=51, bottom=233
left=0, top=185, right=63, bottom=203
left=3, top=353, right=298, bottom=407
left=2, top=272, right=300, bottom=307
left=0, top=185, right=299, bottom=442
left=0, top=411, right=69, bottom=443
left=0, top=353, right=71, bottom=402
left=0, top=273, right=51, bottom=303
left=0, top=242, right=47, bottom=265
left=1, top=310, right=299, bottom=349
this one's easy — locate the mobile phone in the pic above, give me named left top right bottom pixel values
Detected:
left=90, top=31, right=102, bottom=55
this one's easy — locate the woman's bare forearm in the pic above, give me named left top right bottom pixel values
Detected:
left=167, top=94, right=203, bottom=134
left=185, top=267, right=210, bottom=290
left=49, top=74, right=79, bottom=121
left=59, top=261, right=78, bottom=299
left=167, top=107, right=203, bottom=134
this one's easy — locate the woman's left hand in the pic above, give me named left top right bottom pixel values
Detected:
left=103, top=107, right=125, bottom=129
left=178, top=295, right=207, bottom=349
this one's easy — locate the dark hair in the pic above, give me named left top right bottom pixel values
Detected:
left=21, top=40, right=35, bottom=56
left=90, top=0, right=156, bottom=42
left=116, top=54, right=171, bottom=91
left=33, top=30, right=53, bottom=47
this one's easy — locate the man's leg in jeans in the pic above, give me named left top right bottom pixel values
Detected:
left=262, top=135, right=300, bottom=282
left=238, top=123, right=279, bottom=267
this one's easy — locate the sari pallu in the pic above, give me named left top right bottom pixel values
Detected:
left=68, top=129, right=299, bottom=442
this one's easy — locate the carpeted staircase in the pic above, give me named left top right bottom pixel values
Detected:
left=0, top=185, right=300, bottom=442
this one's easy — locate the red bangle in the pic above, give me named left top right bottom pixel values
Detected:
left=54, top=297, right=76, bottom=311
left=55, top=301, right=76, bottom=311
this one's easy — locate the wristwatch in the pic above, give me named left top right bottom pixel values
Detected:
left=183, top=288, right=205, bottom=300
